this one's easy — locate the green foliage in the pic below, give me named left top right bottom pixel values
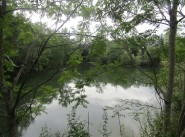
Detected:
left=67, top=50, right=83, bottom=67
left=58, top=83, right=88, bottom=108
left=136, top=108, right=179, bottom=137
left=59, top=85, right=75, bottom=107
left=87, top=34, right=162, bottom=68
left=37, top=85, right=58, bottom=103
left=176, top=36, right=185, bottom=62
left=105, top=104, right=129, bottom=137
left=3, top=15, right=33, bottom=73
left=134, top=109, right=160, bottom=137
left=40, top=124, right=53, bottom=137
left=90, top=37, right=107, bottom=63
left=39, top=109, right=89, bottom=137
left=95, top=0, right=156, bottom=34
left=65, top=108, right=89, bottom=137
left=39, top=124, right=61, bottom=137
left=80, top=5, right=94, bottom=19
left=46, top=37, right=77, bottom=68
left=38, top=49, right=52, bottom=70
left=99, top=109, right=112, bottom=137
left=58, top=70, right=78, bottom=86
left=2, top=0, right=185, bottom=137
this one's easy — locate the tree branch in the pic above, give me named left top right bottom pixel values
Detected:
left=13, top=0, right=84, bottom=110
left=153, top=0, right=170, bottom=24
left=12, top=35, right=40, bottom=87
left=55, top=32, right=99, bottom=38
left=19, top=47, right=79, bottom=101
left=177, top=11, right=185, bottom=23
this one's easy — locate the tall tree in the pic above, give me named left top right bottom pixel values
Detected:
left=164, top=0, right=179, bottom=136
left=94, top=0, right=184, bottom=136
left=0, top=0, right=87, bottom=136
left=0, top=0, right=18, bottom=137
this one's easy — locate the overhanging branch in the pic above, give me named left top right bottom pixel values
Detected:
left=13, top=0, right=84, bottom=110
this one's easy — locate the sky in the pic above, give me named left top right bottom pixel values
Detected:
left=28, top=0, right=182, bottom=37
left=29, top=11, right=168, bottom=37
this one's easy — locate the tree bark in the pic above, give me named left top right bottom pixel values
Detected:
left=0, top=1, right=18, bottom=137
left=163, top=0, right=178, bottom=136
left=0, top=0, right=5, bottom=134
left=0, top=0, right=5, bottom=94
left=177, top=69, right=185, bottom=137
left=180, top=128, right=185, bottom=137
left=2, top=90, right=18, bottom=137
left=178, top=101, right=185, bottom=137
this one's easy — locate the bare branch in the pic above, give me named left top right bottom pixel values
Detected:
left=153, top=0, right=170, bottom=24
left=146, top=18, right=169, bottom=26
left=177, top=11, right=185, bottom=23
left=45, top=40, right=82, bottom=48
left=55, top=32, right=99, bottom=38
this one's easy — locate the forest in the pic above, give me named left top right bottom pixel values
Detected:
left=0, top=0, right=185, bottom=137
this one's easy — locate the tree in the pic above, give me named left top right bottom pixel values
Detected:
left=175, top=36, right=185, bottom=137
left=93, top=0, right=185, bottom=136
left=0, top=1, right=18, bottom=136
left=0, top=0, right=88, bottom=137
left=1, top=0, right=185, bottom=136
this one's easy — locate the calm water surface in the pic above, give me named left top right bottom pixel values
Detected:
left=23, top=83, right=160, bottom=137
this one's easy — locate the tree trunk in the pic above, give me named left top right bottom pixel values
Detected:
left=0, top=1, right=18, bottom=137
left=0, top=0, right=5, bottom=134
left=178, top=101, right=185, bottom=137
left=8, top=112, right=18, bottom=137
left=2, top=90, right=18, bottom=137
left=177, top=70, right=185, bottom=137
left=183, top=69, right=185, bottom=102
left=0, top=0, right=5, bottom=94
left=163, top=0, right=178, bottom=136
left=180, top=128, right=185, bottom=137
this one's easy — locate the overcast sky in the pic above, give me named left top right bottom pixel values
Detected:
left=29, top=11, right=168, bottom=36
left=29, top=0, right=185, bottom=37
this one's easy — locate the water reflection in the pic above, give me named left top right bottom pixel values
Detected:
left=23, top=83, right=160, bottom=137
left=85, top=84, right=157, bottom=106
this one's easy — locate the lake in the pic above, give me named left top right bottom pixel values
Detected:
left=22, top=81, right=161, bottom=137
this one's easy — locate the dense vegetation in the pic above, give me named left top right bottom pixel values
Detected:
left=1, top=0, right=185, bottom=137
